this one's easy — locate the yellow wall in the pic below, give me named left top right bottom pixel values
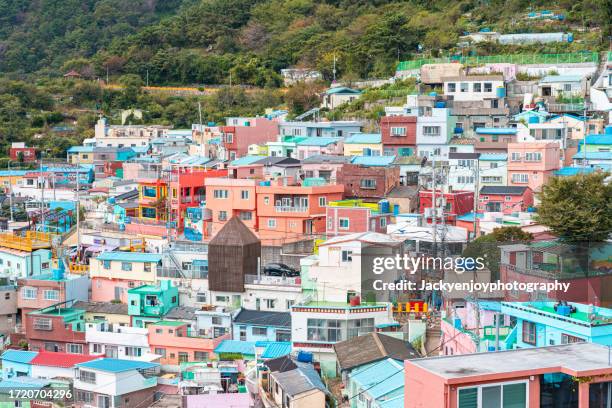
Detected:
left=85, top=312, right=131, bottom=326
left=89, top=258, right=158, bottom=284
left=343, top=143, right=383, bottom=156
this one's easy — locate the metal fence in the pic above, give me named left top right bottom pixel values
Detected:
left=397, top=52, right=599, bottom=71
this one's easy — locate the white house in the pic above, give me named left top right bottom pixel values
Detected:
left=448, top=153, right=480, bottom=192
left=74, top=358, right=160, bottom=408
left=85, top=321, right=160, bottom=362
left=321, top=87, right=362, bottom=110
left=416, top=108, right=457, bottom=161
left=443, top=75, right=505, bottom=102
left=538, top=75, right=586, bottom=98
left=479, top=153, right=507, bottom=186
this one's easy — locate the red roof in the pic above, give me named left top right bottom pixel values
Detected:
left=30, top=351, right=98, bottom=368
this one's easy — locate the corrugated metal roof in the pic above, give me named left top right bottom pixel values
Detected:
left=554, top=167, right=596, bottom=176
left=229, top=156, right=264, bottom=166
left=479, top=153, right=508, bottom=161
left=345, top=133, right=381, bottom=144
left=581, top=134, right=612, bottom=145
left=351, top=155, right=396, bottom=166
left=261, top=342, right=292, bottom=359
left=475, top=127, right=517, bottom=135
left=1, top=350, right=37, bottom=364
left=233, top=309, right=291, bottom=328
left=76, top=358, right=159, bottom=372
left=540, top=75, right=583, bottom=83
left=214, top=340, right=256, bottom=355
left=296, top=137, right=342, bottom=147
left=572, top=151, right=612, bottom=160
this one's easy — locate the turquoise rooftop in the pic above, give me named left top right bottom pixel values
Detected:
left=214, top=340, right=256, bottom=355
left=96, top=251, right=162, bottom=263
left=345, top=133, right=382, bottom=144
left=1, top=350, right=37, bottom=364
left=76, top=358, right=159, bottom=373
left=351, top=155, right=396, bottom=167
left=297, top=137, right=342, bottom=147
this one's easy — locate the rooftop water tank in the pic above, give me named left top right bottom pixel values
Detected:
left=528, top=116, right=540, bottom=124
left=496, top=87, right=506, bottom=98
left=435, top=101, right=446, bottom=108
left=297, top=351, right=313, bottom=363
left=604, top=126, right=612, bottom=135
left=379, top=199, right=390, bottom=214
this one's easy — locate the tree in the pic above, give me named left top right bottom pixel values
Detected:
left=463, top=226, right=533, bottom=280
left=284, top=81, right=325, bottom=115
left=536, top=173, right=612, bottom=242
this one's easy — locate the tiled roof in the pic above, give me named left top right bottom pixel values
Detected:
left=480, top=186, right=529, bottom=195
left=72, top=301, right=128, bottom=315
left=76, top=358, right=159, bottom=373
left=233, top=309, right=291, bottom=328
left=333, top=333, right=419, bottom=372
left=30, top=351, right=97, bottom=368
left=96, top=251, right=162, bottom=263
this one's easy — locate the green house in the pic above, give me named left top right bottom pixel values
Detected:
left=127, top=280, right=179, bottom=328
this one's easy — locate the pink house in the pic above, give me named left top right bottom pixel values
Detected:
left=325, top=200, right=392, bottom=236
left=405, top=342, right=612, bottom=408
left=220, top=117, right=279, bottom=160
left=507, top=142, right=560, bottom=192
left=478, top=186, right=534, bottom=214
left=147, top=321, right=229, bottom=367
left=301, top=155, right=351, bottom=183
left=204, top=178, right=259, bottom=236
left=296, top=137, right=344, bottom=160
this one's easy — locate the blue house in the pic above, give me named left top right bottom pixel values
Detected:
left=500, top=301, right=612, bottom=349
left=232, top=309, right=291, bottom=343
left=278, top=120, right=362, bottom=139
left=1, top=350, right=37, bottom=378
left=346, top=358, right=405, bottom=408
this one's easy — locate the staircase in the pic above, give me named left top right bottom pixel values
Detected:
left=424, top=314, right=442, bottom=356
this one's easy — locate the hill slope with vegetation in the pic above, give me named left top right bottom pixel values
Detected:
left=0, top=0, right=609, bottom=85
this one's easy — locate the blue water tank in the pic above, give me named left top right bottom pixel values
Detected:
left=454, top=127, right=464, bottom=134
left=393, top=204, right=399, bottom=216
left=435, top=101, right=446, bottom=108
left=454, top=318, right=462, bottom=330
left=207, top=122, right=216, bottom=126
left=567, top=32, right=573, bottom=42
left=297, top=351, right=313, bottom=363
left=52, top=268, right=64, bottom=280
left=557, top=305, right=571, bottom=316
left=259, top=180, right=271, bottom=186
left=429, top=92, right=437, bottom=97
left=496, top=87, right=506, bottom=98
left=108, top=197, right=116, bottom=204
left=379, top=199, right=390, bottom=214
left=604, top=125, right=612, bottom=135
left=528, top=116, right=539, bottom=124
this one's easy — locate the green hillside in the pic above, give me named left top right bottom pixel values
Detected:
left=0, top=0, right=609, bottom=85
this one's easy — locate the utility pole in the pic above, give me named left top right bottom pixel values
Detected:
left=7, top=161, right=14, bottom=224
left=431, top=157, right=437, bottom=257
left=75, top=157, right=81, bottom=258
left=332, top=54, right=337, bottom=83
left=146, top=69, right=149, bottom=87
left=40, top=152, right=45, bottom=231
left=472, top=158, right=480, bottom=239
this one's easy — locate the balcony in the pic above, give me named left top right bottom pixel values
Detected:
left=274, top=206, right=308, bottom=213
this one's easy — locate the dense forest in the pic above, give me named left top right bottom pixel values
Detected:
left=0, top=0, right=610, bottom=85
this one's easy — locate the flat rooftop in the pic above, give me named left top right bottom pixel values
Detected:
left=407, top=343, right=612, bottom=382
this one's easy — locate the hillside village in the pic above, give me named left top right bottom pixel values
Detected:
left=0, top=13, right=611, bottom=408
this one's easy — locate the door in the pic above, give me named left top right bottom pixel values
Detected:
left=105, top=345, right=118, bottom=358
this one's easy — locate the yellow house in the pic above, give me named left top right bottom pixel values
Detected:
left=0, top=170, right=27, bottom=192
left=343, top=133, right=383, bottom=156
left=248, top=144, right=268, bottom=156
left=89, top=252, right=161, bottom=284
left=74, top=300, right=132, bottom=326
left=67, top=146, right=95, bottom=164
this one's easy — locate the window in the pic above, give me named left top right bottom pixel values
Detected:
left=360, top=179, right=376, bottom=189
left=307, top=319, right=342, bottom=342
left=339, top=218, right=350, bottom=229
left=458, top=159, right=474, bottom=168
left=457, top=176, right=475, bottom=184
left=561, top=334, right=584, bottom=344
left=216, top=295, right=229, bottom=303
left=240, top=211, right=252, bottom=221
left=34, top=318, right=52, bottom=330
left=67, top=343, right=83, bottom=354
left=390, top=127, right=406, bottom=136
left=241, top=190, right=249, bottom=199
left=194, top=351, right=208, bottom=361
left=4, top=293, right=9, bottom=300
left=511, top=152, right=521, bottom=161
left=213, top=189, right=228, bottom=199
left=92, top=344, right=103, bottom=354
left=264, top=196, right=269, bottom=205
left=178, top=352, right=189, bottom=363
left=121, top=262, right=132, bottom=271
left=144, top=263, right=152, bottom=273
left=103, top=260, right=111, bottom=269
left=253, top=327, right=268, bottom=336
left=41, top=262, right=49, bottom=269
left=505, top=196, right=512, bottom=201
left=264, top=298, right=276, bottom=309
left=196, top=293, right=207, bottom=303
left=75, top=391, right=93, bottom=403
left=447, top=82, right=456, bottom=92
left=423, top=126, right=441, bottom=136
left=341, top=250, right=353, bottom=262
left=490, top=162, right=498, bottom=169
left=512, top=173, right=529, bottom=184
left=348, top=318, right=374, bottom=339
left=218, top=211, right=227, bottom=221
left=473, top=82, right=482, bottom=92
left=268, top=219, right=277, bottom=228
left=44, top=342, right=58, bottom=352
left=21, top=287, right=37, bottom=300
left=460, top=82, right=469, bottom=92
left=43, top=290, right=59, bottom=301
left=98, top=395, right=110, bottom=408
left=524, top=152, right=541, bottom=162
left=458, top=382, right=527, bottom=408
left=563, top=83, right=572, bottom=92
left=125, top=347, right=142, bottom=357
left=484, top=82, right=493, bottom=92
left=380, top=218, right=387, bottom=228
left=522, top=321, right=536, bottom=345
left=78, top=370, right=96, bottom=384
left=226, top=133, right=233, bottom=143
left=319, top=197, right=326, bottom=207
